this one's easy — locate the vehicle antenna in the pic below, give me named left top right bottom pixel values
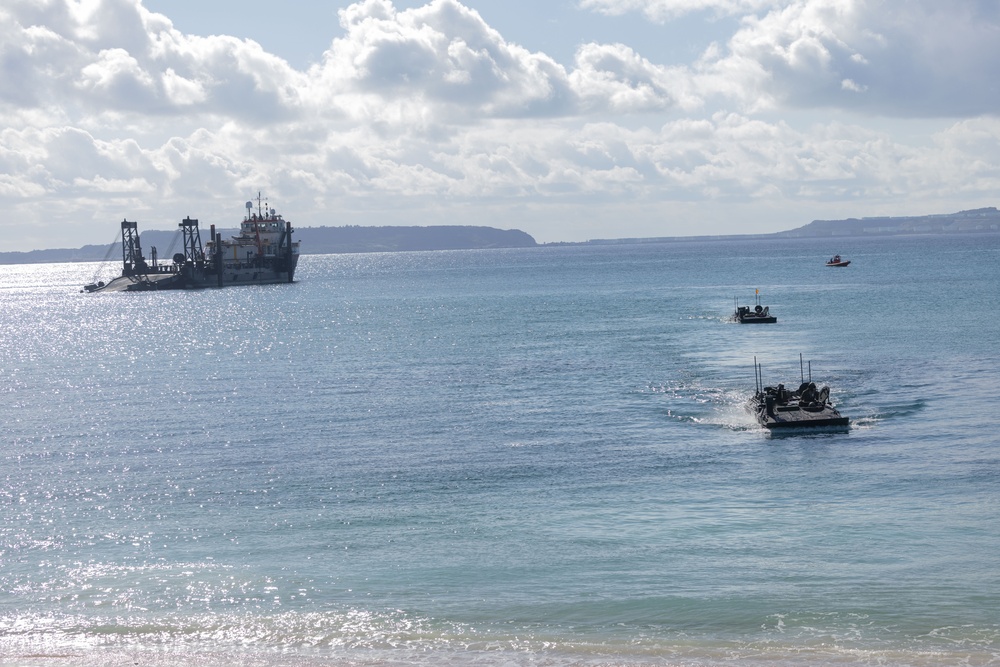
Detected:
left=754, top=356, right=761, bottom=393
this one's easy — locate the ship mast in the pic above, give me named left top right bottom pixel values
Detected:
left=253, top=191, right=264, bottom=263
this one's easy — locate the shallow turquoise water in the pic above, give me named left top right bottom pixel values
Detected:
left=1, top=234, right=999, bottom=666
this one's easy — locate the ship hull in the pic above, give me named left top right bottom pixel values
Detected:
left=209, top=256, right=299, bottom=287
left=748, top=394, right=849, bottom=430
left=753, top=404, right=850, bottom=429
left=87, top=258, right=298, bottom=292
left=735, top=314, right=777, bottom=324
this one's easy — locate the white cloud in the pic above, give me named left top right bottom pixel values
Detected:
left=161, top=67, right=206, bottom=105
left=1, top=0, right=307, bottom=122
left=579, top=0, right=781, bottom=22
left=663, top=0, right=1000, bottom=116
left=77, top=47, right=156, bottom=100
left=1, top=0, right=1000, bottom=249
left=841, top=78, right=865, bottom=93
left=570, top=43, right=697, bottom=113
left=309, top=0, right=578, bottom=121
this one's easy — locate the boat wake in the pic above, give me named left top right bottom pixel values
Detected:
left=830, top=399, right=924, bottom=431
left=648, top=382, right=758, bottom=432
left=871, top=399, right=926, bottom=420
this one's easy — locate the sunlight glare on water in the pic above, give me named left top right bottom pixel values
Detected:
left=1, top=235, right=999, bottom=666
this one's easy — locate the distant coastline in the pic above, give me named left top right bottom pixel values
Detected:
left=570, top=206, right=1000, bottom=246
left=2, top=207, right=998, bottom=265
left=0, top=225, right=537, bottom=266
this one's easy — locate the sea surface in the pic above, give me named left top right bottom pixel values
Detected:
left=1, top=234, right=999, bottom=667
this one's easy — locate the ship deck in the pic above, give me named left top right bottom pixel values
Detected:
left=91, top=273, right=183, bottom=292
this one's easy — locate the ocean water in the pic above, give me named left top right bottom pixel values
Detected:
left=1, top=234, right=999, bottom=667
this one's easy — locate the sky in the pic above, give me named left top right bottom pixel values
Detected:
left=2, top=0, right=1000, bottom=251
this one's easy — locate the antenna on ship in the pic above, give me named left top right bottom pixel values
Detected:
left=797, top=354, right=814, bottom=383
left=754, top=356, right=761, bottom=394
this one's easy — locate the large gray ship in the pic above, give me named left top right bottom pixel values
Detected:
left=84, top=196, right=299, bottom=292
